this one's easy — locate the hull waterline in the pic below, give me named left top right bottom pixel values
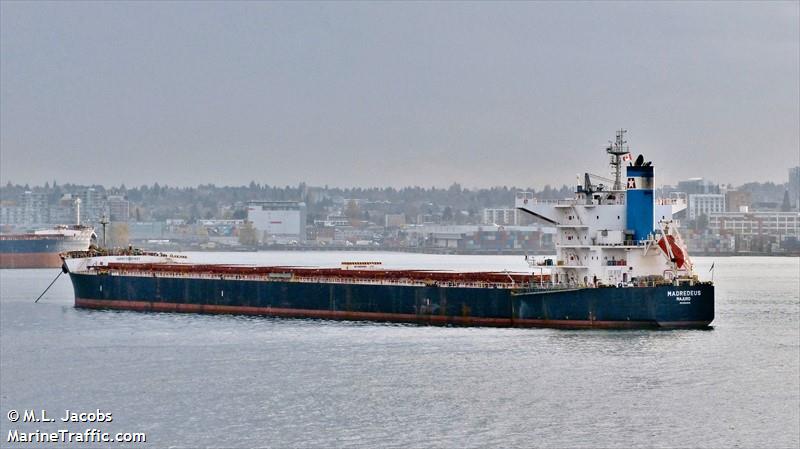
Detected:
left=69, top=271, right=714, bottom=329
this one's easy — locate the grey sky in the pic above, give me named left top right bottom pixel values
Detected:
left=1, top=1, right=798, bottom=189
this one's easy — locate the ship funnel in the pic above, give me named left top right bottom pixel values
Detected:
left=626, top=162, right=654, bottom=241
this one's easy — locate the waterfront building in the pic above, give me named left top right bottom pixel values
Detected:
left=384, top=213, right=406, bottom=228
left=677, top=178, right=720, bottom=195
left=0, top=203, right=25, bottom=225
left=77, top=188, right=104, bottom=223
left=247, top=201, right=307, bottom=243
left=725, top=190, right=751, bottom=213
left=106, top=195, right=130, bottom=222
left=0, top=191, right=49, bottom=225
left=404, top=224, right=555, bottom=251
left=313, top=215, right=350, bottom=227
left=688, top=193, right=726, bottom=220
left=482, top=208, right=522, bottom=225
left=790, top=166, right=800, bottom=210
left=708, top=211, right=799, bottom=238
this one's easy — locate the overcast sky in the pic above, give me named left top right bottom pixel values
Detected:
left=1, top=2, right=798, bottom=189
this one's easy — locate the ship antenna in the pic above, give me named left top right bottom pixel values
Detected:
left=606, top=129, right=630, bottom=190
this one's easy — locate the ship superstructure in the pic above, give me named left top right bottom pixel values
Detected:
left=516, top=130, right=695, bottom=288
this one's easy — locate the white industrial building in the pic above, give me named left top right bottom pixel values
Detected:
left=482, top=208, right=522, bottom=225
left=247, top=201, right=306, bottom=243
left=708, top=211, right=799, bottom=237
left=688, top=193, right=726, bottom=220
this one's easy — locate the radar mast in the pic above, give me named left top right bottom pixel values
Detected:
left=606, top=129, right=630, bottom=190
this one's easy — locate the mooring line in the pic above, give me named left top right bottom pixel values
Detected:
left=34, top=271, right=63, bottom=303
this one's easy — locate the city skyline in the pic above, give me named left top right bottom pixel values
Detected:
left=1, top=165, right=797, bottom=191
left=5, top=172, right=794, bottom=190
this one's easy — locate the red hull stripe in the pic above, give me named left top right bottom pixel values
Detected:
left=0, top=253, right=62, bottom=269
left=74, top=298, right=707, bottom=329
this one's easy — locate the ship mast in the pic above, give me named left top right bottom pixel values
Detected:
left=74, top=198, right=81, bottom=226
left=606, top=129, right=630, bottom=191
left=99, top=214, right=109, bottom=248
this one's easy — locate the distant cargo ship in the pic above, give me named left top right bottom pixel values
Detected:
left=62, top=130, right=714, bottom=328
left=1, top=225, right=95, bottom=268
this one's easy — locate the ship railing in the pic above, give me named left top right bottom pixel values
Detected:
left=291, top=275, right=427, bottom=287
left=577, top=240, right=649, bottom=247
left=290, top=276, right=516, bottom=289
left=523, top=281, right=668, bottom=290
left=0, top=234, right=69, bottom=241
left=517, top=284, right=581, bottom=292
left=69, top=249, right=186, bottom=259
left=515, top=192, right=575, bottom=206
left=97, top=268, right=519, bottom=289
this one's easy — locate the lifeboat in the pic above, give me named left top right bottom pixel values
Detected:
left=658, top=235, right=685, bottom=268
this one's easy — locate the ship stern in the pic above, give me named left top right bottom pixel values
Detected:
left=654, top=283, right=715, bottom=329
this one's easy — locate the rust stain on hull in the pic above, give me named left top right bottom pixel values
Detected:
left=0, top=253, right=62, bottom=269
left=75, top=298, right=707, bottom=329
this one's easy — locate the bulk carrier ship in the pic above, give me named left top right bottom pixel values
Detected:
left=1, top=225, right=95, bottom=269
left=2, top=199, right=95, bottom=269
left=62, top=131, right=714, bottom=329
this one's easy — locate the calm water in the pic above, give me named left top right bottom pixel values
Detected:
left=1, top=253, right=798, bottom=448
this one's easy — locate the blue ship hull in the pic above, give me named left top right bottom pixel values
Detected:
left=68, top=272, right=714, bottom=329
left=0, top=236, right=91, bottom=268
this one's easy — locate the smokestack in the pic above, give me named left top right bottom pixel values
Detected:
left=75, top=198, right=81, bottom=226
left=625, top=163, right=654, bottom=241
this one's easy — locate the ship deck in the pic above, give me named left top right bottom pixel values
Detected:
left=84, top=262, right=550, bottom=290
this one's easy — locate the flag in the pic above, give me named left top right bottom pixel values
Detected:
left=622, top=153, right=632, bottom=162
left=709, top=262, right=715, bottom=272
